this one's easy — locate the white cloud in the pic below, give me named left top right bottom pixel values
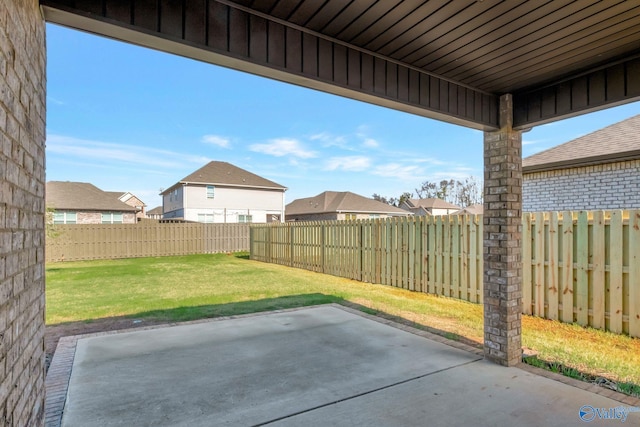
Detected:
left=202, top=134, right=230, bottom=148
left=249, top=138, right=317, bottom=158
left=428, top=170, right=478, bottom=181
left=46, top=134, right=210, bottom=169
left=522, top=139, right=544, bottom=146
left=324, top=156, right=371, bottom=171
left=372, top=163, right=426, bottom=181
left=361, top=138, right=379, bottom=148
left=310, top=132, right=355, bottom=151
left=48, top=97, right=66, bottom=106
left=409, top=157, right=446, bottom=165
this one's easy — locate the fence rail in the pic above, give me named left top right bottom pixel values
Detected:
left=47, top=223, right=250, bottom=262
left=250, top=211, right=640, bottom=338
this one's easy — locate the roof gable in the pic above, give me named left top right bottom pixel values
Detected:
left=286, top=191, right=410, bottom=216
left=167, top=161, right=286, bottom=192
left=46, top=182, right=138, bottom=212
left=523, top=114, right=640, bottom=172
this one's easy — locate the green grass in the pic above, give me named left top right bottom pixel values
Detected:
left=46, top=253, right=640, bottom=393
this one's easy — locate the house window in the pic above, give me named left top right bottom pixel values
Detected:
left=206, top=185, right=215, bottom=199
left=345, top=213, right=357, bottom=220
left=198, top=214, right=215, bottom=223
left=369, top=214, right=381, bottom=219
left=101, top=212, right=123, bottom=224
left=53, top=212, right=77, bottom=224
left=238, top=215, right=252, bottom=223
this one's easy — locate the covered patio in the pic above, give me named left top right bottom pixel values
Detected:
left=2, top=1, right=640, bottom=425
left=46, top=305, right=640, bottom=426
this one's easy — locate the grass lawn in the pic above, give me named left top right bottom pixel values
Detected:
left=46, top=253, right=640, bottom=392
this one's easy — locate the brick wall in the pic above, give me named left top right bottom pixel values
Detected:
left=0, top=0, right=47, bottom=425
left=75, top=212, right=137, bottom=224
left=523, top=160, right=640, bottom=211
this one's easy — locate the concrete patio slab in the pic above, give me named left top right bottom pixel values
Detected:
left=53, top=305, right=639, bottom=427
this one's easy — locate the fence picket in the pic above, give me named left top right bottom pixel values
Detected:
left=547, top=212, right=559, bottom=320
left=534, top=212, right=545, bottom=317
left=592, top=211, right=605, bottom=329
left=428, top=218, right=436, bottom=294
left=561, top=211, right=574, bottom=323
left=609, top=211, right=623, bottom=333
left=469, top=215, right=478, bottom=303
left=522, top=213, right=532, bottom=315
left=630, top=210, right=640, bottom=338
left=576, top=211, right=589, bottom=326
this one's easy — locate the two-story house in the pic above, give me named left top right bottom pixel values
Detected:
left=161, top=161, right=287, bottom=223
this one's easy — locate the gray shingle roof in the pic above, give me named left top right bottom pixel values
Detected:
left=46, top=182, right=138, bottom=211
left=286, top=191, right=411, bottom=215
left=405, top=198, right=461, bottom=210
left=451, top=204, right=483, bottom=215
left=165, top=161, right=286, bottom=192
left=147, top=206, right=163, bottom=215
left=523, top=114, right=640, bottom=172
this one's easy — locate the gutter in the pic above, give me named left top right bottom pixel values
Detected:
left=523, top=150, right=640, bottom=173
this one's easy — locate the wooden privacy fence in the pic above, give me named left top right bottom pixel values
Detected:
left=251, top=215, right=484, bottom=302
left=250, top=211, right=640, bottom=338
left=47, top=222, right=250, bottom=262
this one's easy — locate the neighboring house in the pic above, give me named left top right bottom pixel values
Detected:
left=146, top=206, right=163, bottom=220
left=285, top=191, right=412, bottom=221
left=161, top=161, right=287, bottom=223
left=46, top=181, right=138, bottom=224
left=523, top=114, right=640, bottom=212
left=451, top=204, right=483, bottom=215
left=106, top=191, right=147, bottom=219
left=399, top=198, right=461, bottom=216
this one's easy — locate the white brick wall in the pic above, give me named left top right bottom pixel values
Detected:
left=523, top=160, right=640, bottom=211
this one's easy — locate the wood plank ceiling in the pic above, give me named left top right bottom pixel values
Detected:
left=232, top=0, right=640, bottom=93
left=41, top=0, right=640, bottom=129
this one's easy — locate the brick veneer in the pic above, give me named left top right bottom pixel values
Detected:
left=0, top=0, right=47, bottom=425
left=523, top=160, right=640, bottom=211
left=483, top=95, right=523, bottom=367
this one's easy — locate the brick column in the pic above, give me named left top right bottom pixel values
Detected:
left=483, top=94, right=523, bottom=367
left=0, top=0, right=47, bottom=425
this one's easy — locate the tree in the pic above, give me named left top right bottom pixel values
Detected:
left=373, top=192, right=413, bottom=207
left=414, top=176, right=483, bottom=207
left=45, top=206, right=60, bottom=239
left=372, top=193, right=392, bottom=205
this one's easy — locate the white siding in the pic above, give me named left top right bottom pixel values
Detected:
left=165, top=184, right=285, bottom=223
left=184, top=185, right=284, bottom=210
left=163, top=186, right=184, bottom=217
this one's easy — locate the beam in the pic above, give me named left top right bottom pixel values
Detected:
left=40, top=0, right=499, bottom=130
left=513, top=55, right=640, bottom=129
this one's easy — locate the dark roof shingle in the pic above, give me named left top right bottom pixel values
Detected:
left=167, top=161, right=286, bottom=191
left=523, top=114, right=640, bottom=172
left=46, top=182, right=138, bottom=211
left=286, top=191, right=410, bottom=216
left=404, top=198, right=461, bottom=210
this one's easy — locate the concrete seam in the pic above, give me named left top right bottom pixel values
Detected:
left=251, top=358, right=483, bottom=426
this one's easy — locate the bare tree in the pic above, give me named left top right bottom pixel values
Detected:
left=414, top=176, right=483, bottom=207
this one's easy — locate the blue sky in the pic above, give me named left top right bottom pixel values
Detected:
left=46, top=23, right=640, bottom=209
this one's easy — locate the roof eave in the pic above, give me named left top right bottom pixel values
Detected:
left=523, top=150, right=640, bottom=173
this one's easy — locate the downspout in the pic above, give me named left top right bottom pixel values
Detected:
left=281, top=191, right=285, bottom=223
left=183, top=183, right=188, bottom=221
